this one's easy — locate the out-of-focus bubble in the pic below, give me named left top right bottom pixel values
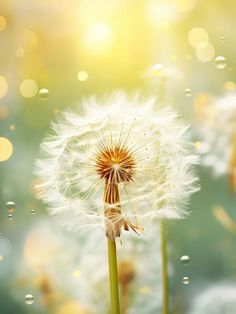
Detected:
left=19, top=79, right=38, bottom=98
left=182, top=276, right=190, bottom=285
left=0, top=137, right=13, bottom=162
left=0, top=76, right=8, bottom=98
left=77, top=71, right=88, bottom=82
left=39, top=88, right=49, bottom=100
left=194, top=141, right=202, bottom=150
left=25, top=294, right=34, bottom=305
left=215, top=56, right=227, bottom=69
left=152, top=64, right=164, bottom=76
left=84, top=22, right=112, bottom=55
left=185, top=88, right=192, bottom=97
left=0, top=237, right=12, bottom=256
left=8, top=214, right=13, bottom=220
left=188, top=28, right=209, bottom=48
left=220, top=36, right=225, bottom=42
left=172, top=0, right=196, bottom=12
left=180, top=255, right=190, bottom=265
left=224, top=81, right=235, bottom=91
left=6, top=201, right=16, bottom=214
left=0, top=16, right=7, bottom=31
left=9, top=124, right=16, bottom=131
left=138, top=286, right=151, bottom=294
left=30, top=209, right=36, bottom=214
left=15, top=48, right=25, bottom=58
left=0, top=106, right=9, bottom=120
left=196, top=42, right=215, bottom=62
left=73, top=270, right=82, bottom=278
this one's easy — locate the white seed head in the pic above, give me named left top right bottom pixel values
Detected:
left=34, top=91, right=199, bottom=238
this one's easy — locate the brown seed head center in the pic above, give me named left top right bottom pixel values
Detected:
left=96, top=145, right=136, bottom=184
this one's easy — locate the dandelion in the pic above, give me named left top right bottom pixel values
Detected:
left=34, top=91, right=198, bottom=314
left=194, top=92, right=236, bottom=191
left=190, top=283, right=236, bottom=314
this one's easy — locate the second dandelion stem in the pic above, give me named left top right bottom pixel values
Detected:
left=161, top=220, right=169, bottom=314
left=108, top=238, right=120, bottom=314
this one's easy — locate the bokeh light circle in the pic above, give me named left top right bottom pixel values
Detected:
left=0, top=137, right=13, bottom=162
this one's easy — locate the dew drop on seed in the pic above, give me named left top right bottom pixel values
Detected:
left=39, top=88, right=49, bottom=100
left=182, top=276, right=190, bottom=285
left=6, top=201, right=16, bottom=214
left=184, top=88, right=192, bottom=97
left=180, top=255, right=190, bottom=265
left=215, top=56, right=227, bottom=69
left=25, top=294, right=34, bottom=305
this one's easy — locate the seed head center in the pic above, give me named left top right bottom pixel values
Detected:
left=96, top=145, right=136, bottom=184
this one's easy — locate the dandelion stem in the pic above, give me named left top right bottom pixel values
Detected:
left=161, top=220, right=169, bottom=314
left=108, top=238, right=120, bottom=314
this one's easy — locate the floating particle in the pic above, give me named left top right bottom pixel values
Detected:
left=39, top=88, right=49, bottom=100
left=182, top=276, right=190, bottom=285
left=215, top=56, right=227, bottom=69
left=77, top=71, right=88, bottom=82
left=6, top=201, right=16, bottom=214
left=185, top=88, right=192, bottom=97
left=180, top=255, right=190, bottom=265
left=25, top=294, right=34, bottom=305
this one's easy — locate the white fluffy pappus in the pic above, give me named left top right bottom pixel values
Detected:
left=34, top=91, right=199, bottom=239
left=190, top=283, right=236, bottom=314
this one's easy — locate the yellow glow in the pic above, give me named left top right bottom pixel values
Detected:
left=138, top=286, right=151, bottom=294
left=19, top=79, right=38, bottom=98
left=0, top=137, right=13, bottom=162
left=194, top=141, right=202, bottom=150
left=172, top=0, right=196, bottom=12
left=224, top=81, right=235, bottom=91
left=73, top=270, right=82, bottom=278
left=152, top=64, right=164, bottom=76
left=56, top=302, right=86, bottom=314
left=84, top=22, right=112, bottom=55
left=0, top=255, right=4, bottom=261
left=188, top=27, right=209, bottom=48
left=9, top=124, right=16, bottom=131
left=0, top=106, right=9, bottom=120
left=0, top=76, right=8, bottom=98
left=148, top=1, right=178, bottom=29
left=195, top=42, right=215, bottom=62
left=21, top=29, right=38, bottom=53
left=77, top=71, right=88, bottom=81
left=0, top=16, right=7, bottom=31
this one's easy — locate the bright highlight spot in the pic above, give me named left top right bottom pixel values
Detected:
left=0, top=16, right=7, bottom=31
left=0, top=137, right=13, bottom=162
left=188, top=27, right=209, bottom=48
left=194, top=141, right=202, bottom=150
left=19, top=79, right=38, bottom=98
left=84, top=22, right=112, bottom=55
left=73, top=269, right=82, bottom=278
left=77, top=71, right=88, bottom=81
left=0, top=76, right=8, bottom=98
left=196, top=42, right=215, bottom=62
left=152, top=64, right=164, bottom=76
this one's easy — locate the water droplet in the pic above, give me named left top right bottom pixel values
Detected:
left=39, top=88, right=49, bottom=100
left=8, top=214, right=13, bottom=220
left=185, top=88, right=192, bottom=97
left=25, top=294, right=34, bottom=305
left=220, top=36, right=225, bottom=42
left=30, top=209, right=36, bottom=214
left=182, top=276, right=190, bottom=285
left=6, top=201, right=16, bottom=214
left=215, top=56, right=227, bottom=69
left=180, top=255, right=190, bottom=265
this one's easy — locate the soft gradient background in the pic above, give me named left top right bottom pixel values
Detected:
left=0, top=1, right=236, bottom=313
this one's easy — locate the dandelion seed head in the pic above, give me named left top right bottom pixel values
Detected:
left=34, top=91, right=199, bottom=238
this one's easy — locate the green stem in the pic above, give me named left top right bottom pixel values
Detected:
left=161, top=221, right=169, bottom=314
left=108, top=238, right=120, bottom=314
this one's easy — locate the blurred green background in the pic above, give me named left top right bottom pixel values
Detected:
left=0, top=0, right=236, bottom=313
